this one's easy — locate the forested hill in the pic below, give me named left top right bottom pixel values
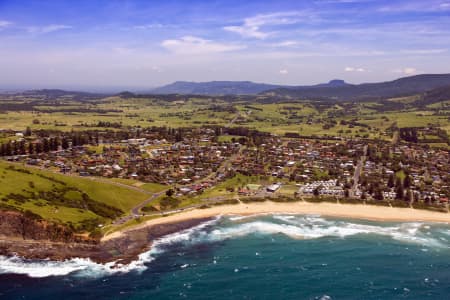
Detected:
left=263, top=74, right=450, bottom=101
left=149, top=81, right=284, bottom=95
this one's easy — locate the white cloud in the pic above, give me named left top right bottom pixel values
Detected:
left=272, top=40, right=299, bottom=47
left=161, top=36, right=244, bottom=54
left=400, top=49, right=448, bottom=55
left=224, top=25, right=268, bottom=39
left=0, top=20, right=12, bottom=29
left=27, top=24, right=72, bottom=34
left=279, top=69, right=289, bottom=75
left=224, top=11, right=305, bottom=39
left=393, top=67, right=418, bottom=75
left=345, top=66, right=365, bottom=72
left=133, top=24, right=164, bottom=30
left=379, top=1, right=450, bottom=12
left=403, top=67, right=417, bottom=75
left=151, top=66, right=163, bottom=73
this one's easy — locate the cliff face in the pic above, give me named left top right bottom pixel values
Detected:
left=0, top=209, right=211, bottom=265
left=0, top=210, right=93, bottom=243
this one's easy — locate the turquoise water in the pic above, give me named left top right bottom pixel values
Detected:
left=1, top=214, right=450, bottom=299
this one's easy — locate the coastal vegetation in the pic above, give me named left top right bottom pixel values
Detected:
left=0, top=161, right=148, bottom=233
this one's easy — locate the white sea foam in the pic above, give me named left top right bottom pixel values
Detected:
left=0, top=215, right=447, bottom=278
left=0, top=249, right=156, bottom=279
left=145, top=214, right=445, bottom=249
left=0, top=217, right=221, bottom=279
left=210, top=215, right=444, bottom=248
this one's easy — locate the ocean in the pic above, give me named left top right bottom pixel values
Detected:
left=1, top=214, right=450, bottom=299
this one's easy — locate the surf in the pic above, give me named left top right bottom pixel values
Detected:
left=1, top=214, right=448, bottom=278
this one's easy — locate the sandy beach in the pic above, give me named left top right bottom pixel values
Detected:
left=103, top=201, right=450, bottom=241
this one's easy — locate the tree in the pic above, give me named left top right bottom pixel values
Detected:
left=387, top=174, right=395, bottom=188
left=18, top=140, right=26, bottom=155
left=35, top=142, right=43, bottom=154
left=373, top=188, right=384, bottom=201
left=28, top=142, right=34, bottom=155
left=160, top=196, right=181, bottom=210
left=12, top=141, right=18, bottom=155
left=51, top=137, right=59, bottom=151
left=25, top=126, right=32, bottom=137
left=313, top=187, right=320, bottom=197
left=404, top=175, right=412, bottom=188
left=4, top=142, right=12, bottom=156
left=166, top=189, right=174, bottom=197
left=42, top=138, right=50, bottom=153
left=395, top=184, right=404, bottom=200
left=62, top=137, right=69, bottom=150
left=344, top=188, right=350, bottom=198
left=395, top=177, right=402, bottom=188
left=404, top=189, right=412, bottom=203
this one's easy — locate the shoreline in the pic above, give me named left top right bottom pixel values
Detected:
left=2, top=201, right=450, bottom=267
left=0, top=217, right=212, bottom=265
left=103, top=201, right=450, bottom=241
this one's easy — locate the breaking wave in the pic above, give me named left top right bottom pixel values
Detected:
left=0, top=218, right=219, bottom=278
left=1, top=214, right=448, bottom=278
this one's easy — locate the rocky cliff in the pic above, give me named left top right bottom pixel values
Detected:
left=0, top=209, right=211, bottom=265
left=0, top=210, right=93, bottom=243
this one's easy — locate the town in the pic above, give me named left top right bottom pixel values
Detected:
left=1, top=125, right=448, bottom=214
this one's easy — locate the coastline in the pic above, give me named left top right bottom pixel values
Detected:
left=0, top=217, right=212, bottom=265
left=103, top=201, right=450, bottom=241
left=3, top=201, right=450, bottom=266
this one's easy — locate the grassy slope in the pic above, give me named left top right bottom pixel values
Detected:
left=0, top=161, right=148, bottom=227
left=109, top=178, right=167, bottom=193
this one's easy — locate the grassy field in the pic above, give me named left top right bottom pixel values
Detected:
left=0, top=161, right=148, bottom=230
left=197, top=174, right=262, bottom=200
left=109, top=178, right=167, bottom=193
left=0, top=96, right=448, bottom=144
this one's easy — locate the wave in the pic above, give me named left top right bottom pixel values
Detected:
left=161, top=214, right=446, bottom=248
left=1, top=215, right=447, bottom=278
left=0, top=251, right=152, bottom=279
left=120, top=214, right=447, bottom=251
left=229, top=215, right=445, bottom=247
left=0, top=218, right=219, bottom=279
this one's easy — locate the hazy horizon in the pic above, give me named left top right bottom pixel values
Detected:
left=1, top=0, right=450, bottom=90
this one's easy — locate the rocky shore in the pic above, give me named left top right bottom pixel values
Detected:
left=0, top=210, right=211, bottom=264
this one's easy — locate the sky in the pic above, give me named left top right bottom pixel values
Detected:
left=0, top=0, right=450, bottom=91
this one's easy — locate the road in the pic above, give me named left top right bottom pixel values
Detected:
left=12, top=147, right=243, bottom=227
left=13, top=161, right=167, bottom=225
left=349, top=144, right=367, bottom=198
left=113, top=190, right=167, bottom=225
left=111, top=145, right=243, bottom=225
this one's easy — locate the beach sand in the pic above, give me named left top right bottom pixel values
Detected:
left=102, top=201, right=450, bottom=241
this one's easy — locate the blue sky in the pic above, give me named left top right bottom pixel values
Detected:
left=1, top=0, right=450, bottom=90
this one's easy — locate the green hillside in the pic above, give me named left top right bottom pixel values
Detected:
left=0, top=161, right=148, bottom=232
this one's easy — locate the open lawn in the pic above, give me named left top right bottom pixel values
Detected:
left=0, top=161, right=148, bottom=230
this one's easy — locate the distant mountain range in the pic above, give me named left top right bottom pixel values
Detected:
left=147, top=74, right=450, bottom=101
left=265, top=74, right=450, bottom=101
left=4, top=74, right=450, bottom=103
left=148, top=79, right=350, bottom=95
left=16, top=89, right=106, bottom=101
left=149, top=81, right=284, bottom=95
